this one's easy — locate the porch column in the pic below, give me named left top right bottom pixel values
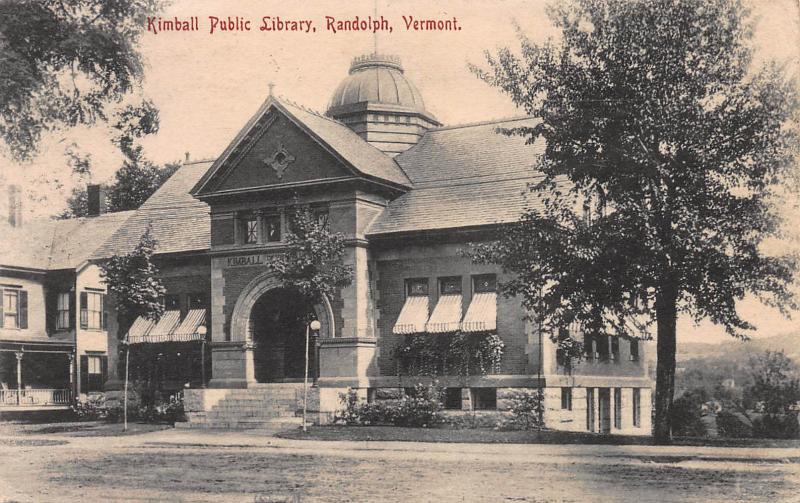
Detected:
left=68, top=353, right=75, bottom=400
left=15, top=351, right=23, bottom=405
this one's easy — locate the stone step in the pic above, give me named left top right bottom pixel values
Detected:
left=175, top=417, right=305, bottom=430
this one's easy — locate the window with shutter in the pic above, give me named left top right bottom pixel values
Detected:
left=2, top=289, right=19, bottom=329
left=81, top=292, right=103, bottom=330
left=80, top=292, right=88, bottom=329
left=56, top=293, right=70, bottom=329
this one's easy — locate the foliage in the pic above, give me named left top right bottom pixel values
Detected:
left=669, top=389, right=708, bottom=437
left=0, top=0, right=163, bottom=161
left=396, top=332, right=504, bottom=376
left=136, top=393, right=185, bottom=424
left=715, top=410, right=753, bottom=438
left=265, top=206, right=352, bottom=306
left=336, top=384, right=444, bottom=428
left=555, top=332, right=584, bottom=370
left=496, top=389, right=545, bottom=431
left=751, top=413, right=800, bottom=440
left=71, top=393, right=112, bottom=421
left=470, top=0, right=799, bottom=441
left=744, top=350, right=800, bottom=414
left=58, top=159, right=180, bottom=218
left=99, top=227, right=166, bottom=331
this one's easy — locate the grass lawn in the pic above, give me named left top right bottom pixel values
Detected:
left=278, top=424, right=800, bottom=448
left=0, top=418, right=171, bottom=437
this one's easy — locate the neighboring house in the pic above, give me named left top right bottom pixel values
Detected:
left=88, top=52, right=654, bottom=433
left=0, top=186, right=131, bottom=409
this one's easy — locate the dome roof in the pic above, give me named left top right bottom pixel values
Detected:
left=327, top=54, right=428, bottom=115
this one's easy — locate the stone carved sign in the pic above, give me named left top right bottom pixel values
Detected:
left=263, top=144, right=296, bottom=179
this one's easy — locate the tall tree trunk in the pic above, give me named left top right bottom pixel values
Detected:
left=653, top=282, right=678, bottom=443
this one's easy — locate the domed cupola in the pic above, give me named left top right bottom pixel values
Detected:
left=327, top=53, right=440, bottom=156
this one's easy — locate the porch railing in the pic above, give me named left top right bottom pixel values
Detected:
left=0, top=388, right=73, bottom=406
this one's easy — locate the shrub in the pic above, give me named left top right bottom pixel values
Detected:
left=716, top=410, right=753, bottom=438
left=497, top=389, right=545, bottom=431
left=670, top=390, right=708, bottom=437
left=752, top=413, right=800, bottom=439
left=71, top=394, right=109, bottom=421
left=336, top=384, right=444, bottom=427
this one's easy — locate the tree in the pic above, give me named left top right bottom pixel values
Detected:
left=0, top=0, right=162, bottom=161
left=470, top=0, right=798, bottom=442
left=99, top=226, right=166, bottom=332
left=265, top=206, right=353, bottom=307
left=744, top=350, right=800, bottom=414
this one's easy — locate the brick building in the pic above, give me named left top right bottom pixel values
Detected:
left=89, top=52, right=654, bottom=433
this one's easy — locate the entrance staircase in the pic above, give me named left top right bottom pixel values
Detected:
left=177, top=383, right=319, bottom=430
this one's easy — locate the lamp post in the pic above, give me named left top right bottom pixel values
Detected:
left=196, top=325, right=207, bottom=387
left=303, top=319, right=321, bottom=432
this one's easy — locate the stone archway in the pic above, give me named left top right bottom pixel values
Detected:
left=229, top=271, right=335, bottom=344
left=225, top=271, right=335, bottom=385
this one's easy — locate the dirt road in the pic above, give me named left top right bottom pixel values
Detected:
left=1, top=428, right=798, bottom=502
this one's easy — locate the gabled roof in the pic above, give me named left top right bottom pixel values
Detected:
left=0, top=210, right=134, bottom=271
left=191, top=96, right=411, bottom=197
left=367, top=117, right=546, bottom=236
left=91, top=161, right=212, bottom=259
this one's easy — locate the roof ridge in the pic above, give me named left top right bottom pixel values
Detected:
left=183, top=158, right=215, bottom=166
left=430, top=115, right=535, bottom=132
left=277, top=95, right=347, bottom=126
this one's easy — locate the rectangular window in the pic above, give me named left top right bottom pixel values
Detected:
left=584, top=334, right=598, bottom=360
left=80, top=292, right=104, bottom=330
left=187, top=292, right=207, bottom=310
left=444, top=388, right=463, bottom=410
left=596, top=336, right=610, bottom=361
left=244, top=217, right=258, bottom=244
left=439, top=276, right=462, bottom=295
left=264, top=214, right=281, bottom=242
left=3, top=289, right=19, bottom=329
left=81, top=354, right=107, bottom=393
left=633, top=388, right=641, bottom=427
left=163, top=294, right=180, bottom=311
left=471, top=388, right=497, bottom=410
left=56, top=293, right=70, bottom=329
left=614, top=388, right=622, bottom=429
left=586, top=388, right=595, bottom=432
left=610, top=337, right=620, bottom=362
left=629, top=339, right=640, bottom=361
left=314, top=208, right=329, bottom=230
left=561, top=387, right=572, bottom=410
left=472, top=274, right=497, bottom=293
left=406, top=278, right=429, bottom=297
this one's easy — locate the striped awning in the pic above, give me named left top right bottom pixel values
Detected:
left=170, top=309, right=207, bottom=342
left=126, top=316, right=156, bottom=344
left=426, top=294, right=462, bottom=333
left=127, top=310, right=206, bottom=344
left=461, top=292, right=497, bottom=332
left=393, top=296, right=429, bottom=335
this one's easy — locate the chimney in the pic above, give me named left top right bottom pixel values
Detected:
left=7, top=185, right=22, bottom=228
left=87, top=184, right=107, bottom=217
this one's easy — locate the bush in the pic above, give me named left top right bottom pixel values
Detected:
left=336, top=384, right=444, bottom=427
left=670, top=390, right=708, bottom=437
left=137, top=392, right=185, bottom=424
left=496, top=389, right=545, bottom=431
left=752, top=413, right=800, bottom=439
left=716, top=410, right=753, bottom=438
left=71, top=394, right=109, bottom=421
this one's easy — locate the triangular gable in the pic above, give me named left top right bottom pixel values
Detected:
left=191, top=97, right=411, bottom=197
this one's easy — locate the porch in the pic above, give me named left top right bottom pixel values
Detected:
left=0, top=341, right=75, bottom=410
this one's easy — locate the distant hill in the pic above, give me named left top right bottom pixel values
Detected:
left=675, top=332, right=799, bottom=396
left=678, top=332, right=800, bottom=363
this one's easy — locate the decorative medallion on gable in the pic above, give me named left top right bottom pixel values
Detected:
left=263, top=144, right=296, bottom=179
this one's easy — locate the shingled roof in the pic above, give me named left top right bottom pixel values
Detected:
left=191, top=96, right=411, bottom=196
left=91, top=161, right=212, bottom=259
left=0, top=210, right=134, bottom=271
left=366, top=117, right=546, bottom=236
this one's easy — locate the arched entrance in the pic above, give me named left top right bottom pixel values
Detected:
left=250, top=287, right=317, bottom=383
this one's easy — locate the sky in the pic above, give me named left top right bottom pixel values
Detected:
left=1, top=0, right=799, bottom=343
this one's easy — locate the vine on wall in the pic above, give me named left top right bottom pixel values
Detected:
left=396, top=332, right=505, bottom=377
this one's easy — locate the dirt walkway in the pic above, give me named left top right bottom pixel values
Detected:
left=1, top=428, right=799, bottom=502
